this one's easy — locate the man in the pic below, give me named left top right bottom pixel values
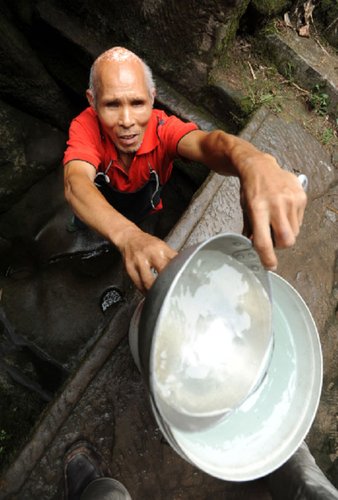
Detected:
left=63, top=46, right=307, bottom=293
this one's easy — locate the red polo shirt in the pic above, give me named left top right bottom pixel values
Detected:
left=63, top=107, right=198, bottom=210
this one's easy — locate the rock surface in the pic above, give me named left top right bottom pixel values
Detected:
left=262, top=29, right=338, bottom=119
left=0, top=101, right=66, bottom=212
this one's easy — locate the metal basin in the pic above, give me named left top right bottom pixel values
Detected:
left=130, top=233, right=273, bottom=432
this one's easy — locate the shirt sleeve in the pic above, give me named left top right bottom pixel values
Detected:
left=159, top=114, right=198, bottom=159
left=63, top=110, right=102, bottom=169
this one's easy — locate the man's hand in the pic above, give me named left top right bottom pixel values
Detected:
left=65, top=161, right=177, bottom=292
left=177, top=130, right=307, bottom=271
left=115, top=226, right=178, bottom=293
left=239, top=154, right=307, bottom=270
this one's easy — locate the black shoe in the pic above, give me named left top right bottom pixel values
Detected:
left=63, top=440, right=110, bottom=500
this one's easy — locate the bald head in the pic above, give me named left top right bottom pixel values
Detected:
left=96, top=46, right=138, bottom=64
left=88, top=47, right=155, bottom=107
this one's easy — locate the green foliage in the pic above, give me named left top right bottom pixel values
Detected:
left=240, top=64, right=284, bottom=115
left=284, top=62, right=295, bottom=83
left=262, top=19, right=281, bottom=36
left=309, top=84, right=330, bottom=116
left=241, top=88, right=283, bottom=114
left=321, top=127, right=335, bottom=145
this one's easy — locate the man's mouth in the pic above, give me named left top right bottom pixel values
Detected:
left=118, top=133, right=138, bottom=145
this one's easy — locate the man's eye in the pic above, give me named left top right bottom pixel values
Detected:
left=133, top=100, right=145, bottom=106
left=107, top=102, right=119, bottom=108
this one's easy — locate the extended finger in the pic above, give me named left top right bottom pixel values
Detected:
left=251, top=212, right=278, bottom=270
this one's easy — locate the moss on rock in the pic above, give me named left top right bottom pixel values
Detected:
left=251, top=0, right=291, bottom=16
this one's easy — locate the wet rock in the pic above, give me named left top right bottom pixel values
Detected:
left=8, top=0, right=252, bottom=104
left=32, top=1, right=102, bottom=99
left=0, top=4, right=73, bottom=130
left=0, top=101, right=66, bottom=213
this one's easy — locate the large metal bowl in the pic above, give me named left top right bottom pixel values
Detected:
left=130, top=233, right=273, bottom=432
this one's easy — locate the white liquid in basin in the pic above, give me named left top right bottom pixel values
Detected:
left=152, top=249, right=272, bottom=416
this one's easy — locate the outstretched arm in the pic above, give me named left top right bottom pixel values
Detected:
left=64, top=160, right=177, bottom=292
left=177, top=129, right=307, bottom=270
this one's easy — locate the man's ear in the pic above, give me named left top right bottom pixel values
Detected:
left=86, top=89, right=95, bottom=109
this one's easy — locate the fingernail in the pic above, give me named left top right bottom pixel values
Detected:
left=267, top=265, right=277, bottom=272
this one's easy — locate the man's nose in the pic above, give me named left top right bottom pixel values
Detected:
left=119, top=106, right=134, bottom=128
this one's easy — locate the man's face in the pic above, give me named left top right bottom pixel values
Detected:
left=88, top=59, right=154, bottom=154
